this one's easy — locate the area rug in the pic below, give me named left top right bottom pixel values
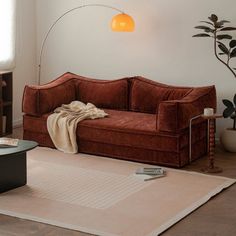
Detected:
left=0, top=147, right=235, bottom=236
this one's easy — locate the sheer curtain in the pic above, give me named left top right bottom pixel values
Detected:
left=0, top=0, right=16, bottom=70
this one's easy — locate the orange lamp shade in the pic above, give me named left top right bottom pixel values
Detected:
left=111, top=13, right=135, bottom=32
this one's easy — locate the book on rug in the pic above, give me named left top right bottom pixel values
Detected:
left=136, top=167, right=164, bottom=175
left=0, top=138, right=19, bottom=147
left=134, top=167, right=166, bottom=181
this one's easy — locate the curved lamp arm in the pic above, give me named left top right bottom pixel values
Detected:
left=38, top=3, right=134, bottom=85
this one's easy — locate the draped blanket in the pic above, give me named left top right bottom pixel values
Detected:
left=47, top=101, right=108, bottom=153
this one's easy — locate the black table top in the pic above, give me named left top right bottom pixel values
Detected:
left=0, top=140, right=38, bottom=156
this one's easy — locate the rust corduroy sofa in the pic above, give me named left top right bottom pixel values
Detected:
left=22, top=72, right=216, bottom=167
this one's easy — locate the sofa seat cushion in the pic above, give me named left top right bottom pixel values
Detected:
left=23, top=109, right=207, bottom=153
left=77, top=109, right=180, bottom=152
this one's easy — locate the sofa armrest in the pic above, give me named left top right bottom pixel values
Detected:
left=22, top=72, right=77, bottom=116
left=157, top=85, right=216, bottom=133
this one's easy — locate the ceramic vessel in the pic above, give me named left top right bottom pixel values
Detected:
left=220, top=128, right=236, bottom=152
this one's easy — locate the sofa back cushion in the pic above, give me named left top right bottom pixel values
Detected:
left=77, top=78, right=129, bottom=110
left=22, top=72, right=77, bottom=116
left=129, top=77, right=191, bottom=114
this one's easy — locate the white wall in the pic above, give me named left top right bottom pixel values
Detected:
left=36, top=0, right=236, bottom=136
left=13, top=0, right=36, bottom=126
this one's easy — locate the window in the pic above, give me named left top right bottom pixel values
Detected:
left=0, top=0, right=16, bottom=70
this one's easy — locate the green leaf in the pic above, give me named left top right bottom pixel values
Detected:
left=223, top=107, right=235, bottom=118
left=200, top=21, right=214, bottom=26
left=215, top=22, right=224, bottom=28
left=220, top=27, right=236, bottom=31
left=208, top=14, right=218, bottom=23
left=229, top=40, right=236, bottom=48
left=217, top=41, right=225, bottom=46
left=194, top=25, right=213, bottom=30
left=217, top=34, right=232, bottom=40
left=215, top=20, right=230, bottom=28
left=192, top=33, right=211, bottom=37
left=223, top=99, right=234, bottom=108
left=194, top=26, right=214, bottom=33
left=207, top=29, right=215, bottom=33
left=230, top=48, right=236, bottom=58
left=218, top=43, right=229, bottom=54
left=218, top=20, right=230, bottom=24
left=234, top=94, right=236, bottom=106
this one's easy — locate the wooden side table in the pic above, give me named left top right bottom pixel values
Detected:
left=201, top=114, right=223, bottom=173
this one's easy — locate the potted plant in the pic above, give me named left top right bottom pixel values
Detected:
left=220, top=94, right=236, bottom=152
left=193, top=14, right=236, bottom=78
left=193, top=14, right=236, bottom=152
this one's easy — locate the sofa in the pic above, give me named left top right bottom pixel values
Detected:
left=22, top=72, right=216, bottom=167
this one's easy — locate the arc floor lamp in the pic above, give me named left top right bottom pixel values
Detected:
left=38, top=3, right=135, bottom=85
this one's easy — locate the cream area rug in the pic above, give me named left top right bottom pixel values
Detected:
left=0, top=147, right=235, bottom=236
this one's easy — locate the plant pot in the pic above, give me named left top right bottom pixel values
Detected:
left=220, top=128, right=236, bottom=152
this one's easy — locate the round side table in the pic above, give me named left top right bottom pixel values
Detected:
left=201, top=114, right=223, bottom=173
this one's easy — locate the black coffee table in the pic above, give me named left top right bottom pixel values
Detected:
left=0, top=140, right=38, bottom=193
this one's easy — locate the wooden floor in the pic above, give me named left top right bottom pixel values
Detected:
left=1, top=127, right=236, bottom=236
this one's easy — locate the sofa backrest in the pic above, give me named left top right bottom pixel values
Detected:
left=76, top=78, right=129, bottom=110
left=23, top=72, right=78, bottom=116
left=22, top=72, right=213, bottom=117
left=23, top=72, right=131, bottom=116
left=129, top=76, right=192, bottom=114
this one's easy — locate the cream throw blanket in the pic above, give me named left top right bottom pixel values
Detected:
left=47, top=101, right=108, bottom=154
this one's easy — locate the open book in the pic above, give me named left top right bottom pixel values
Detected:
left=0, top=138, right=19, bottom=147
